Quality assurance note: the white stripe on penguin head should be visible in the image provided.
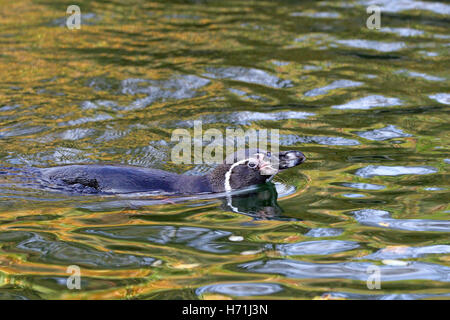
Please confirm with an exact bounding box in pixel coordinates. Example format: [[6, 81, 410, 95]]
[[224, 159, 248, 192], [224, 152, 265, 191]]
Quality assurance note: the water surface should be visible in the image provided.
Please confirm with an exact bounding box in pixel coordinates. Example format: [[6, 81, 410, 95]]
[[0, 0, 449, 300]]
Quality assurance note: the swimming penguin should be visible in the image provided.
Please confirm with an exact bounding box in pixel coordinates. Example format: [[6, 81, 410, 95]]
[[36, 149, 306, 195]]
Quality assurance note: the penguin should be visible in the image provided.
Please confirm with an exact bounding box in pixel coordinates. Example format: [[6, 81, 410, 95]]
[[36, 149, 306, 195]]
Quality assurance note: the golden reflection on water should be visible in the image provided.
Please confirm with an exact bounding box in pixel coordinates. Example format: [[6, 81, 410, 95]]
[[0, 0, 449, 299]]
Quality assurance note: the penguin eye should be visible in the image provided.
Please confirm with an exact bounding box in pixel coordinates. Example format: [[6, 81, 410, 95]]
[[247, 160, 257, 168]]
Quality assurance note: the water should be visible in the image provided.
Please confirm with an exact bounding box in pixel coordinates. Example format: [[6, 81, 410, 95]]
[[0, 0, 449, 300]]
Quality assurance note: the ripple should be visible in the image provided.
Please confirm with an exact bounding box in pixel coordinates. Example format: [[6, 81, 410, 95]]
[[80, 101, 100, 110], [164, 14, 200, 20], [1, 231, 155, 269], [304, 80, 363, 97], [58, 114, 113, 127], [86, 77, 120, 91], [196, 283, 282, 297], [0, 104, 21, 111], [0, 125, 46, 138], [342, 193, 366, 198], [341, 182, 386, 190], [51, 147, 92, 164], [294, 33, 337, 50], [277, 240, 359, 255], [354, 125, 412, 141], [204, 67, 293, 88], [321, 292, 450, 300], [429, 93, 450, 105], [119, 75, 210, 110], [303, 65, 322, 71], [351, 209, 450, 232], [362, 245, 450, 260], [355, 165, 438, 177], [281, 134, 360, 146], [240, 259, 450, 282], [81, 100, 119, 110], [305, 228, 344, 238], [424, 187, 445, 191], [80, 226, 258, 254], [360, 0, 450, 15], [125, 145, 168, 167], [336, 40, 406, 52], [273, 182, 297, 198], [227, 111, 313, 124], [177, 111, 315, 126], [291, 12, 341, 19], [419, 51, 439, 57], [332, 95, 403, 110], [95, 129, 129, 142], [434, 34, 450, 40], [60, 128, 94, 140], [396, 70, 445, 81], [121, 75, 210, 95], [228, 88, 263, 100], [271, 60, 290, 66], [183, 164, 214, 176], [0, 286, 42, 300], [380, 27, 424, 37]]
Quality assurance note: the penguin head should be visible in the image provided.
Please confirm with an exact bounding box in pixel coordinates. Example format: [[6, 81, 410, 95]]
[[209, 149, 306, 192]]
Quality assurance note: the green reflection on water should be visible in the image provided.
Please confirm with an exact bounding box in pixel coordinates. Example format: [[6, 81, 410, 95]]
[[0, 0, 449, 299]]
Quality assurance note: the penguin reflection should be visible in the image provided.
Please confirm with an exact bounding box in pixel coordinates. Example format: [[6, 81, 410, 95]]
[[221, 183, 293, 220]]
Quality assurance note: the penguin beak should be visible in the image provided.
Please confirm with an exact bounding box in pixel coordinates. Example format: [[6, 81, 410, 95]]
[[255, 150, 306, 175]]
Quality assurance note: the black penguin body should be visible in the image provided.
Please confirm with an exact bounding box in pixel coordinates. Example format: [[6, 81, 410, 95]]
[[39, 165, 212, 194], [36, 150, 306, 195]]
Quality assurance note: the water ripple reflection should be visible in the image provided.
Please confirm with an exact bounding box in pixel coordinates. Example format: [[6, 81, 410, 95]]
[[351, 209, 450, 232], [196, 283, 283, 297], [277, 240, 359, 256], [0, 0, 448, 300], [240, 260, 450, 282]]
